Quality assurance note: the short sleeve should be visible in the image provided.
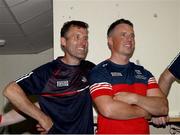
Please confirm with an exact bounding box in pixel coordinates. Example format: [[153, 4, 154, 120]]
[[168, 53, 180, 80], [145, 70, 159, 90], [16, 64, 50, 95], [88, 68, 113, 99]]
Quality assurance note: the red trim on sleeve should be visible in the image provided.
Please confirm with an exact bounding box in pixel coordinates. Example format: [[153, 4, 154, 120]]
[[91, 89, 112, 99], [148, 83, 159, 90]]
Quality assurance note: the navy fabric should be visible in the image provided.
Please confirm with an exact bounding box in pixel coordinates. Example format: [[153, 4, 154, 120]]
[[88, 60, 157, 134], [168, 52, 180, 80], [88, 60, 153, 86], [16, 57, 95, 134]]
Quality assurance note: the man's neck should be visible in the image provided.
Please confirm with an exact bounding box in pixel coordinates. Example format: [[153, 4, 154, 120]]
[[61, 56, 81, 65], [109, 54, 130, 65]]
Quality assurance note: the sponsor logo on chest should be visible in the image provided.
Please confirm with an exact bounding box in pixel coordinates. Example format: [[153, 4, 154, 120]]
[[56, 76, 87, 87], [57, 80, 69, 87], [111, 72, 123, 77]]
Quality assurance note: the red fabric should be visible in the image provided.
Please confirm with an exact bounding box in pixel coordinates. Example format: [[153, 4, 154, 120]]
[[97, 115, 149, 134], [91, 89, 112, 99], [148, 83, 159, 90], [91, 83, 158, 134]]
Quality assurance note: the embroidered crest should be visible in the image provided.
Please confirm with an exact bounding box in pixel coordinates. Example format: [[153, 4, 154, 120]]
[[81, 76, 87, 82]]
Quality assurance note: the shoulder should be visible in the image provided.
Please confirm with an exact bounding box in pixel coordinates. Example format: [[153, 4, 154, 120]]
[[168, 52, 180, 68], [168, 52, 180, 79], [90, 60, 109, 74], [130, 62, 144, 70], [33, 59, 58, 73], [88, 60, 110, 83], [130, 62, 153, 76], [80, 60, 96, 70]]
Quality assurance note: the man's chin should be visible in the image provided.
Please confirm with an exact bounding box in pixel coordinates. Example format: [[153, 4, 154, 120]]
[[78, 54, 87, 60], [78, 56, 87, 60], [125, 50, 134, 58]]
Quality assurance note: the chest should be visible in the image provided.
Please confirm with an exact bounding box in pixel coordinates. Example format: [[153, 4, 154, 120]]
[[112, 83, 147, 96], [106, 67, 148, 96], [43, 67, 89, 93]]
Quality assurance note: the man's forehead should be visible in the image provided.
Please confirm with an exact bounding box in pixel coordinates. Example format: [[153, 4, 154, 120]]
[[67, 26, 88, 34], [113, 24, 134, 33], [69, 25, 87, 30]]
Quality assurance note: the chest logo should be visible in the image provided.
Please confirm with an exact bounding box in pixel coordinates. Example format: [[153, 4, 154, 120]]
[[81, 76, 87, 83], [134, 69, 146, 80], [102, 63, 108, 67], [57, 80, 69, 87], [135, 70, 142, 75], [111, 72, 123, 77]]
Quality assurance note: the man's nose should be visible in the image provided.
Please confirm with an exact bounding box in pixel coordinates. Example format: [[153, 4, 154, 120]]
[[81, 39, 88, 46], [126, 35, 133, 41]]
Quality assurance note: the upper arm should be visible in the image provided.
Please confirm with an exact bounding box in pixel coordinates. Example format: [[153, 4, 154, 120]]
[[93, 95, 123, 119], [159, 69, 176, 86], [145, 69, 166, 97], [158, 69, 176, 96], [93, 95, 114, 116], [93, 94, 147, 120], [146, 88, 165, 97], [3, 81, 25, 96]]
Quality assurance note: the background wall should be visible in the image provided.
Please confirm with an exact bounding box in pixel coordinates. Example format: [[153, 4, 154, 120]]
[[0, 48, 53, 133], [53, 0, 180, 133], [0, 48, 53, 113]]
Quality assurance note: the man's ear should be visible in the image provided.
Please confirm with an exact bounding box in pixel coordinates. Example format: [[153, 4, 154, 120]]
[[107, 37, 112, 49], [61, 37, 66, 47]]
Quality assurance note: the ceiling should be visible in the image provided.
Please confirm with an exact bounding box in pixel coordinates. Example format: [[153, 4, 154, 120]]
[[0, 0, 53, 55]]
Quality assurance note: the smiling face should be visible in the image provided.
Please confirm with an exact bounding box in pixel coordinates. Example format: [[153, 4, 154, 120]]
[[61, 26, 88, 64], [108, 23, 135, 59]]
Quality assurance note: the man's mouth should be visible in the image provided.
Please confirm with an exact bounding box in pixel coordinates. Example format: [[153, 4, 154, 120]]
[[78, 48, 87, 51], [124, 44, 131, 48]]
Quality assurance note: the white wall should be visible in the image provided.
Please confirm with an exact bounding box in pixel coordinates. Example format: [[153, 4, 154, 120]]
[[54, 0, 180, 116], [0, 48, 53, 113], [53, 0, 180, 134]]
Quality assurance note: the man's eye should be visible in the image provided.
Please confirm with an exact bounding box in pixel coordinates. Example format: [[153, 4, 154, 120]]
[[120, 33, 126, 37], [130, 34, 135, 39], [74, 35, 80, 40], [84, 36, 88, 40]]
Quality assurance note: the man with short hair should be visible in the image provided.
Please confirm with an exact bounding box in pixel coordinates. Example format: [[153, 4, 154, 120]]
[[88, 18, 168, 134], [3, 20, 95, 134]]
